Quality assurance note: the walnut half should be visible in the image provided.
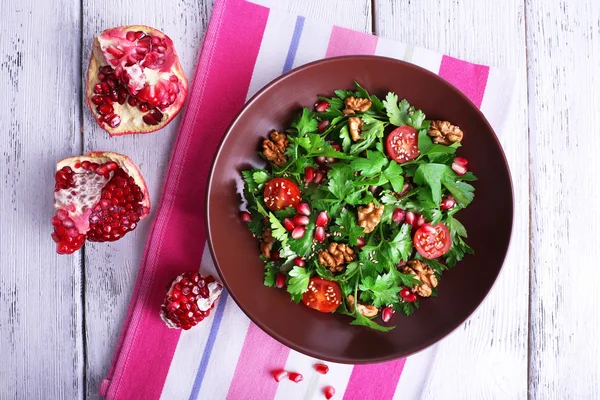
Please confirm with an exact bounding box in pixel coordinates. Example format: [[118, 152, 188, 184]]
[[428, 120, 463, 145], [347, 295, 378, 318], [318, 242, 355, 272], [260, 229, 275, 258], [262, 131, 288, 167], [348, 117, 363, 141], [357, 202, 384, 234], [343, 96, 372, 115], [402, 260, 438, 297]]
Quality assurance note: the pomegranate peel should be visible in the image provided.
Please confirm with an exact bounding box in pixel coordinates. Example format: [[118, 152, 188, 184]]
[[52, 152, 150, 254], [86, 25, 188, 136]]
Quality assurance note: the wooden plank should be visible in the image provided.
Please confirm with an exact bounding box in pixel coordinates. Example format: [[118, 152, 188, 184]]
[[82, 0, 371, 398], [0, 0, 84, 399], [375, 1, 530, 398], [80, 0, 214, 398], [526, 1, 600, 398]]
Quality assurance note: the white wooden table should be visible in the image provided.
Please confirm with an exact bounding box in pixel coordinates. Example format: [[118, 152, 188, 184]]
[[1, 0, 598, 398]]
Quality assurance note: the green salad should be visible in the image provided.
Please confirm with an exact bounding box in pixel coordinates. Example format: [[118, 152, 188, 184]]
[[239, 82, 476, 331]]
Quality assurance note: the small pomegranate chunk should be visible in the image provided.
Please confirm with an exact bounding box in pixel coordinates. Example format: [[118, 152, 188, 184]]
[[160, 272, 223, 330], [314, 363, 329, 374], [452, 157, 469, 175], [239, 211, 252, 223], [272, 369, 288, 382], [315, 211, 329, 227], [382, 306, 395, 323], [314, 226, 325, 242], [313, 170, 325, 184], [392, 208, 406, 223], [293, 215, 310, 226], [86, 25, 188, 136], [318, 120, 330, 133], [275, 273, 286, 289], [52, 152, 150, 254], [294, 257, 305, 267], [283, 217, 295, 232], [304, 167, 315, 183], [440, 195, 456, 210], [356, 236, 366, 249], [324, 385, 336, 399], [400, 287, 417, 303], [292, 225, 306, 239], [315, 100, 329, 113], [296, 202, 311, 216], [288, 372, 304, 383]]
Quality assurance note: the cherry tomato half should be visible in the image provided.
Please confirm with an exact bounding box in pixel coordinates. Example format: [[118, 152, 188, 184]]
[[414, 223, 452, 259], [386, 126, 419, 163], [302, 277, 341, 313], [263, 178, 301, 211]]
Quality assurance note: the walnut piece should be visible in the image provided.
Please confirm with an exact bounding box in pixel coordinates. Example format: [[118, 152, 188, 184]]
[[402, 260, 438, 297], [260, 229, 275, 258], [357, 202, 384, 234], [343, 96, 372, 115], [428, 120, 463, 145], [347, 295, 378, 318], [348, 117, 364, 141], [262, 131, 288, 167], [318, 242, 355, 272]]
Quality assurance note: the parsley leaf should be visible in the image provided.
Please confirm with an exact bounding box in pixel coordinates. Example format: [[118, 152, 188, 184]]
[[291, 108, 318, 137], [287, 267, 312, 303], [390, 224, 413, 262], [350, 312, 395, 332], [264, 262, 279, 287], [350, 150, 388, 177], [349, 116, 385, 155], [268, 212, 289, 246], [339, 125, 352, 152], [413, 163, 449, 204], [331, 209, 364, 246], [327, 164, 355, 200], [253, 170, 270, 184], [382, 161, 404, 192], [418, 129, 456, 156], [383, 93, 410, 126], [359, 271, 401, 308], [442, 177, 475, 207], [289, 220, 315, 257]]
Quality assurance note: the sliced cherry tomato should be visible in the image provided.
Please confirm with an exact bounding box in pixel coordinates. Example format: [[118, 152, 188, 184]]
[[414, 223, 452, 259], [302, 277, 341, 313], [386, 126, 419, 163], [263, 178, 301, 211]]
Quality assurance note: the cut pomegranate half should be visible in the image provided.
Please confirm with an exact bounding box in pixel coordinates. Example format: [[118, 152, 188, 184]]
[[86, 25, 188, 136], [160, 272, 223, 330], [51, 152, 150, 254]]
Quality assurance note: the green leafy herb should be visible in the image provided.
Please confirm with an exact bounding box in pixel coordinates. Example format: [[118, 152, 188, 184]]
[[287, 266, 312, 303]]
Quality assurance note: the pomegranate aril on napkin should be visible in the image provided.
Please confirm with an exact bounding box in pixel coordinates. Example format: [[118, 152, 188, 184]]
[[52, 152, 150, 255], [160, 272, 223, 330], [86, 25, 188, 135]]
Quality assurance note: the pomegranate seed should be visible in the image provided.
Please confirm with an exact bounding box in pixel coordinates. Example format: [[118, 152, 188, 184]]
[[331, 143, 342, 152], [91, 95, 104, 105], [283, 217, 295, 232], [415, 214, 425, 227], [324, 386, 336, 399], [405, 211, 416, 226], [271, 251, 281, 261], [296, 202, 311, 216], [382, 306, 395, 323], [315, 100, 329, 113], [314, 363, 329, 374], [420, 223, 436, 234], [293, 215, 310, 226], [356, 237, 366, 249], [304, 167, 315, 183], [315, 156, 328, 165], [294, 257, 305, 267], [398, 183, 411, 197], [400, 287, 417, 302], [314, 226, 325, 242], [138, 102, 149, 112], [452, 157, 468, 175], [318, 120, 330, 133], [313, 170, 324, 184], [106, 114, 121, 128], [440, 195, 456, 210], [97, 103, 114, 115], [400, 287, 412, 298], [392, 208, 406, 223], [275, 273, 286, 289], [272, 369, 288, 382], [288, 372, 303, 383], [315, 211, 329, 227], [239, 211, 252, 223], [292, 225, 306, 239]]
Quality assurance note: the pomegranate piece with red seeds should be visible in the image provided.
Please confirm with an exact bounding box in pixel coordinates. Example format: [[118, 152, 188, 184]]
[[288, 372, 303, 383], [86, 25, 188, 136], [160, 272, 223, 330], [314, 363, 329, 374], [272, 369, 288, 382], [324, 385, 336, 399], [52, 152, 150, 254]]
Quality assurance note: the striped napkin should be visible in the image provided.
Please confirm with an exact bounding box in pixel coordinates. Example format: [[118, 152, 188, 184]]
[[99, 0, 515, 398]]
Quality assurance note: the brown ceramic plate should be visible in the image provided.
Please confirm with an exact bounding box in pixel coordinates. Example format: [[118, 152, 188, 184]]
[[206, 56, 513, 363]]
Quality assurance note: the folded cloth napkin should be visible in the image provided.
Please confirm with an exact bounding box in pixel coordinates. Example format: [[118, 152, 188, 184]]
[[99, 0, 515, 398]]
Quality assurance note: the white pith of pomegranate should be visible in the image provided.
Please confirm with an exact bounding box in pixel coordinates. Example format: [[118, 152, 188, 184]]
[[86, 25, 188, 136], [52, 152, 150, 254]]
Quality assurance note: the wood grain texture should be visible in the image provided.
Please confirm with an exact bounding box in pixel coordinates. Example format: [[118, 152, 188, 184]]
[[0, 0, 84, 399], [526, 1, 600, 398], [376, 1, 530, 399], [81, 0, 214, 398]]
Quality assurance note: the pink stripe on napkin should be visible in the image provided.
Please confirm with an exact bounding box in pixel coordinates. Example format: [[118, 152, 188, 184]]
[[325, 26, 379, 57], [438, 55, 489, 107], [226, 323, 290, 400], [100, 0, 269, 398], [343, 358, 407, 400]]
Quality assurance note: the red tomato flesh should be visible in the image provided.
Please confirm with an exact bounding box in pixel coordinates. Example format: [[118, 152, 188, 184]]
[[302, 277, 341, 313], [263, 178, 301, 211], [414, 223, 452, 259], [386, 126, 419, 163]]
